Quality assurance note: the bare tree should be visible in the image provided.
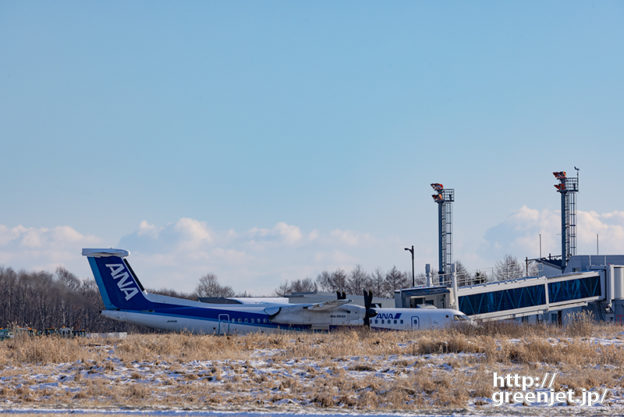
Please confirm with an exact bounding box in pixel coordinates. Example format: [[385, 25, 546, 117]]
[[274, 278, 318, 296], [414, 272, 427, 286], [56, 267, 81, 292], [347, 265, 371, 294], [494, 255, 524, 281], [370, 268, 385, 296], [383, 266, 409, 296], [194, 273, 235, 298], [473, 270, 488, 284], [316, 270, 348, 292], [0, 266, 183, 333]]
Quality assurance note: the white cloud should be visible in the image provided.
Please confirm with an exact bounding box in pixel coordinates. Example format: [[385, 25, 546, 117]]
[[116, 219, 400, 293], [0, 224, 101, 276], [577, 210, 624, 253], [119, 218, 214, 253], [248, 222, 303, 246], [21, 228, 44, 248], [329, 229, 373, 246], [53, 226, 86, 243], [0, 218, 415, 295], [274, 222, 303, 244], [308, 230, 319, 241], [173, 218, 213, 244], [479, 206, 624, 264], [137, 220, 159, 237], [16, 208, 621, 296]]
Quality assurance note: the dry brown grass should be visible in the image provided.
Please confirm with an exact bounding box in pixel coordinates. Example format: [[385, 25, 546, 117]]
[[0, 332, 95, 365], [1, 321, 622, 413]]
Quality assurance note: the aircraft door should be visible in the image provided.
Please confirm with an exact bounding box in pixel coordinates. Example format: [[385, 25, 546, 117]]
[[411, 315, 419, 329], [218, 314, 230, 335]]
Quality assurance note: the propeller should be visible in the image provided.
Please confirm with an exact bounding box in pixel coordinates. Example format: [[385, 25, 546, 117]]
[[362, 289, 377, 327]]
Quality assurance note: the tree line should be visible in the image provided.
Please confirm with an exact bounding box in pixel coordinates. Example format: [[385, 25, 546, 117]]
[[0, 254, 533, 331], [275, 255, 536, 297], [0, 266, 122, 332]]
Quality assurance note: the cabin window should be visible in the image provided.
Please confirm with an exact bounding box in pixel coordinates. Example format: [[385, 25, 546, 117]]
[[400, 320, 404, 324], [381, 319, 385, 324], [394, 320, 397, 324]]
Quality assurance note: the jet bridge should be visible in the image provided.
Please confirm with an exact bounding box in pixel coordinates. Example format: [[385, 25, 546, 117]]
[[455, 271, 601, 321], [395, 267, 615, 321]]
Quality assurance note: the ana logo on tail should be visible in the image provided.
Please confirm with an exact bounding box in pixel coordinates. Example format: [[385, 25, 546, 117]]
[[106, 264, 139, 301]]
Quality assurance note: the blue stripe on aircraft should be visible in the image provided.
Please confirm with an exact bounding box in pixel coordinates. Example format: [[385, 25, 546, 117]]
[[89, 257, 114, 309], [118, 309, 312, 331]]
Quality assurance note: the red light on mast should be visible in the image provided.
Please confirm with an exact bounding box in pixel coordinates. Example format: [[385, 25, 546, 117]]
[[553, 171, 567, 180]]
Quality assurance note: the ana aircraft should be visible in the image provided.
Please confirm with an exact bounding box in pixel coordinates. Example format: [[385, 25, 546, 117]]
[[357, 290, 470, 330], [83, 248, 470, 334], [368, 307, 470, 330], [82, 248, 369, 334]]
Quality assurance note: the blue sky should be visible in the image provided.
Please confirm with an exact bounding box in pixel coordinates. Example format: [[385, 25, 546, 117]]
[[1, 2, 623, 294]]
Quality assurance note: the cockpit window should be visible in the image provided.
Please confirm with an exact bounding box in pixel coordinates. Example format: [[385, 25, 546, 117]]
[[453, 314, 468, 321]]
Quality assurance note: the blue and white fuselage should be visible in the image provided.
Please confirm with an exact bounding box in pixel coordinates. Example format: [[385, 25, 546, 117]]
[[370, 307, 471, 330], [83, 248, 365, 334]]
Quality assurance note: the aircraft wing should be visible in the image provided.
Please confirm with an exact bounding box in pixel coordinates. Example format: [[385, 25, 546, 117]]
[[302, 299, 352, 311], [263, 299, 351, 317]]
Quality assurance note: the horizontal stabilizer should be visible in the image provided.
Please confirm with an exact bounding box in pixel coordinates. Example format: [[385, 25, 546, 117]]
[[82, 248, 130, 258]]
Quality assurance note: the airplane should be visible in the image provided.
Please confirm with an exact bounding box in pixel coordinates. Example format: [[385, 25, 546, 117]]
[[83, 248, 470, 334], [360, 290, 472, 331], [368, 307, 471, 330], [82, 248, 370, 334]]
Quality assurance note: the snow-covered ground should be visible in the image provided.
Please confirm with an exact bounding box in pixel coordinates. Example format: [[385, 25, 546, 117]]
[[1, 332, 622, 416]]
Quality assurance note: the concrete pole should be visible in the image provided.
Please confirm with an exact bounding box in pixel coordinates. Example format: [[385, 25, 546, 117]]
[[451, 263, 458, 310]]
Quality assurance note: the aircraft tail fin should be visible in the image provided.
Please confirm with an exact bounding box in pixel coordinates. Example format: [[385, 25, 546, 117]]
[[82, 249, 153, 310]]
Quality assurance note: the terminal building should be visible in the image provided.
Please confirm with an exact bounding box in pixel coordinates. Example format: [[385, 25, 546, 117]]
[[395, 170, 624, 325]]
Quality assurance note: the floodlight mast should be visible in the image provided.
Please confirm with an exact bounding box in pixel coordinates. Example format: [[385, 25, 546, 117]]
[[431, 183, 454, 285], [553, 169, 579, 271]]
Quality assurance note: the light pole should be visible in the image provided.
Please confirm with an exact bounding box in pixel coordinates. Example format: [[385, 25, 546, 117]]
[[404, 245, 415, 287]]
